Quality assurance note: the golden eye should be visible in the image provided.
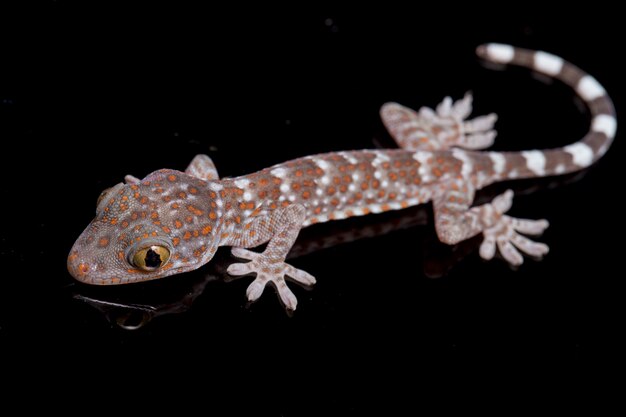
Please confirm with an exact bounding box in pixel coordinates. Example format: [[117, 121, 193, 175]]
[[131, 245, 171, 271]]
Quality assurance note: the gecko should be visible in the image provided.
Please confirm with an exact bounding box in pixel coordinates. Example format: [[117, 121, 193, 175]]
[[68, 44, 616, 310]]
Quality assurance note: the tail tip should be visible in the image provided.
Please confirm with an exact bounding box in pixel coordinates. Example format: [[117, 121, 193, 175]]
[[476, 43, 515, 63]]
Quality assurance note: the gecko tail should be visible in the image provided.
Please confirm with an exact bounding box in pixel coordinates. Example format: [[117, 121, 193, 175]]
[[477, 43, 616, 179]]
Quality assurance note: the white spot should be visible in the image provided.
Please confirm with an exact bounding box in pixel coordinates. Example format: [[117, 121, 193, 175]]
[[592, 114, 617, 138], [522, 150, 546, 176], [314, 159, 331, 171], [340, 196, 347, 203], [348, 184, 357, 192], [565, 143, 594, 167], [270, 167, 288, 178], [509, 169, 519, 179], [243, 192, 253, 201], [317, 214, 329, 223], [389, 202, 402, 210], [280, 183, 290, 193], [208, 182, 223, 191], [555, 164, 566, 174], [216, 199, 223, 208], [369, 204, 383, 214], [315, 188, 323, 196], [381, 180, 389, 188], [534, 51, 563, 76], [333, 211, 347, 220], [278, 196, 286, 202], [406, 197, 421, 206], [399, 187, 407, 195], [452, 149, 472, 178], [374, 171, 382, 179], [486, 43, 514, 63], [339, 152, 358, 165], [577, 75, 606, 101], [288, 195, 296, 202], [352, 173, 360, 181], [372, 151, 391, 166], [234, 178, 250, 189], [489, 152, 506, 174], [321, 176, 331, 185]]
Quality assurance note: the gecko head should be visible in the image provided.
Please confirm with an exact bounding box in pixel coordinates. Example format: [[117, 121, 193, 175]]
[[67, 170, 220, 285]]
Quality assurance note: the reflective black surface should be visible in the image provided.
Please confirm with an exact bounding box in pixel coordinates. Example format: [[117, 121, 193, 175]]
[[0, 4, 622, 411]]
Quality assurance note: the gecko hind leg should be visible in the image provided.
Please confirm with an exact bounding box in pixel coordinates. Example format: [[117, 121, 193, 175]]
[[185, 154, 220, 181], [433, 182, 549, 265], [380, 92, 498, 151]]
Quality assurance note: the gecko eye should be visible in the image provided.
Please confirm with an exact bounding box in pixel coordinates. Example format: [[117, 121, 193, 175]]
[[131, 245, 171, 271]]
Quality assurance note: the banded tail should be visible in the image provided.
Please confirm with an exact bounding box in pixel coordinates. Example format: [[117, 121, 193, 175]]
[[477, 43, 616, 180]]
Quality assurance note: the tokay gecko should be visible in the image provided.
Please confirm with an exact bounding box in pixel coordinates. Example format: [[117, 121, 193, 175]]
[[68, 44, 616, 310]]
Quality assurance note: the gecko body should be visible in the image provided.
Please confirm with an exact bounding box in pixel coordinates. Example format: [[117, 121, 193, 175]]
[[68, 44, 616, 310]]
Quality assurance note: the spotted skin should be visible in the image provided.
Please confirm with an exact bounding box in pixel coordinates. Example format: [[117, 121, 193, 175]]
[[69, 44, 616, 310]]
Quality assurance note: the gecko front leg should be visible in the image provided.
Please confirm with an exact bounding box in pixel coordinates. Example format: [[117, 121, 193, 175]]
[[433, 180, 549, 265], [225, 204, 316, 310]]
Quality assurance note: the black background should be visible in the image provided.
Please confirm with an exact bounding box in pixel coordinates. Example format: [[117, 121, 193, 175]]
[[0, 2, 622, 412]]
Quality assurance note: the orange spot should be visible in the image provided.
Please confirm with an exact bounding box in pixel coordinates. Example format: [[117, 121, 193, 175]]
[[331, 198, 339, 206], [378, 190, 386, 198], [140, 196, 148, 204], [270, 203, 278, 210], [309, 217, 318, 224], [134, 192, 140, 199], [185, 216, 193, 223], [110, 277, 121, 284], [236, 189, 244, 196], [117, 251, 125, 261], [119, 203, 128, 211], [162, 226, 171, 233], [360, 182, 369, 190], [249, 230, 256, 237], [328, 213, 336, 220], [210, 201, 217, 208], [68, 253, 78, 262], [142, 233, 149, 239], [162, 263, 174, 270], [327, 186, 336, 195], [209, 211, 217, 220], [302, 191, 310, 199], [221, 233, 230, 239], [121, 195, 128, 201], [432, 168, 443, 177], [250, 207, 263, 217], [246, 202, 254, 210], [131, 213, 138, 220], [339, 165, 346, 172], [389, 172, 398, 181], [168, 174, 177, 182], [314, 206, 322, 214], [235, 216, 241, 224], [333, 177, 341, 185], [151, 212, 159, 219], [401, 201, 409, 208], [413, 178, 422, 185], [174, 220, 183, 229], [339, 185, 348, 193], [281, 201, 290, 207], [189, 187, 198, 194], [163, 195, 172, 202], [295, 170, 303, 177], [399, 170, 407, 177], [78, 263, 89, 274], [389, 193, 397, 199], [355, 192, 363, 200], [130, 185, 139, 191], [382, 162, 390, 169], [345, 210, 354, 217], [210, 191, 217, 198], [381, 204, 391, 211], [361, 207, 371, 215], [202, 225, 212, 235], [259, 178, 269, 186], [258, 190, 267, 199], [239, 202, 247, 210], [183, 231, 192, 240], [220, 190, 228, 198], [110, 218, 118, 225], [273, 178, 282, 185], [178, 192, 187, 199], [372, 180, 380, 189], [315, 168, 323, 175], [292, 182, 301, 191], [98, 237, 109, 247], [193, 230, 199, 238], [172, 237, 180, 247], [171, 203, 180, 209]]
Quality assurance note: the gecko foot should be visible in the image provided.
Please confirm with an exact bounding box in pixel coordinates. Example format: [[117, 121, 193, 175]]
[[423, 92, 498, 150], [227, 248, 316, 311], [479, 214, 550, 266]]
